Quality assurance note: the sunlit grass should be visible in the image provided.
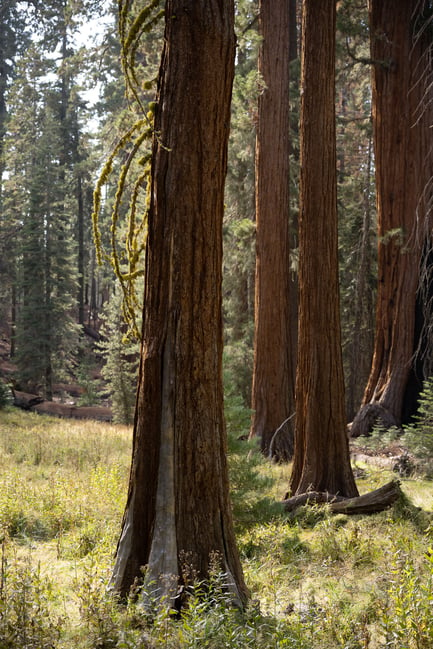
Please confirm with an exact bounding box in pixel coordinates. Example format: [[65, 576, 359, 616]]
[[0, 407, 433, 648]]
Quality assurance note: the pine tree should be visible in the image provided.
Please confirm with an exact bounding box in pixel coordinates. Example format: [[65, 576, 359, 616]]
[[0, 1, 33, 337], [4, 46, 79, 395]]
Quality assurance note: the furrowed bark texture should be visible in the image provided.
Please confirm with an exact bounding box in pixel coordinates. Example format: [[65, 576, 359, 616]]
[[290, 0, 358, 498], [111, 0, 248, 607], [250, 0, 294, 460], [353, 0, 433, 433]]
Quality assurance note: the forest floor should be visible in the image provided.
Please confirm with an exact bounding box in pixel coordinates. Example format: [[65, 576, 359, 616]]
[[0, 407, 432, 648], [0, 326, 113, 420]]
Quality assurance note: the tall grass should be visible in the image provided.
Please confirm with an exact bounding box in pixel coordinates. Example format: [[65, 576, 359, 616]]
[[0, 406, 432, 648]]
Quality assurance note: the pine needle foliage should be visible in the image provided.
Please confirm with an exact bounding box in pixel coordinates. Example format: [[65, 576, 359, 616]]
[[405, 377, 433, 469]]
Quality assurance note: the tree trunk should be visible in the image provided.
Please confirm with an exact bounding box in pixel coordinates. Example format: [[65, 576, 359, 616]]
[[345, 133, 375, 421], [351, 0, 433, 436], [111, 0, 248, 609], [76, 164, 85, 326], [289, 0, 358, 498], [249, 0, 294, 461]]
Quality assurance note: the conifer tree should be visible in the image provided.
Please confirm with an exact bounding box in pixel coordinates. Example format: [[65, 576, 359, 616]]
[[4, 46, 79, 395], [0, 1, 33, 333], [290, 0, 358, 498], [351, 0, 433, 436], [110, 0, 248, 607], [249, 0, 295, 461]]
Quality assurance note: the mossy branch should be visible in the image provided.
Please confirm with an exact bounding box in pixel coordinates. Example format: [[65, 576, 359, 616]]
[[120, 0, 164, 110], [92, 1, 164, 340]]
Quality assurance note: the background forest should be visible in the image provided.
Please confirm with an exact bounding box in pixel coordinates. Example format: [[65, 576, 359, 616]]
[[0, 0, 375, 424]]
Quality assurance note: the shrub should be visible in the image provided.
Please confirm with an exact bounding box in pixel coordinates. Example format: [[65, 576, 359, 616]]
[[378, 540, 433, 648], [404, 377, 433, 467]]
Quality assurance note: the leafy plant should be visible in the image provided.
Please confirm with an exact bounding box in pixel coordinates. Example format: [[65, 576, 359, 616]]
[[0, 540, 63, 648], [379, 541, 433, 648]]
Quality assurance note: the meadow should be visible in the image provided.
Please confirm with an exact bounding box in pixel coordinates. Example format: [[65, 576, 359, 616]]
[[0, 406, 432, 648]]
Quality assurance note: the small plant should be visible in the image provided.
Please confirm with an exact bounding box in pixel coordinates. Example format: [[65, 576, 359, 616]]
[[0, 382, 12, 410], [379, 541, 433, 648], [74, 558, 121, 648], [0, 539, 63, 648], [404, 377, 433, 470], [76, 360, 102, 408]]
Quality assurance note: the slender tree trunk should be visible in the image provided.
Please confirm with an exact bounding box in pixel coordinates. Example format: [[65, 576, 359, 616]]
[[111, 0, 248, 608], [77, 171, 85, 325], [346, 132, 375, 419], [44, 212, 53, 400], [250, 0, 294, 461], [290, 0, 358, 498], [10, 280, 16, 358], [351, 0, 433, 436], [289, 0, 299, 405]]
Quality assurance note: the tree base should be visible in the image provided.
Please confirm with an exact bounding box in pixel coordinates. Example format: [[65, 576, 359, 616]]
[[349, 403, 400, 438], [282, 479, 402, 515]]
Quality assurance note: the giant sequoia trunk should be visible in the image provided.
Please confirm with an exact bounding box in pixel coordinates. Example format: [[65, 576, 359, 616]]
[[111, 0, 248, 608], [249, 0, 295, 461], [351, 0, 433, 437], [290, 0, 358, 498]]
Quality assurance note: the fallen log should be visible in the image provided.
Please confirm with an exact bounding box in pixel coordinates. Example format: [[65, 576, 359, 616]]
[[12, 389, 113, 422], [282, 479, 402, 515], [281, 491, 346, 510], [31, 401, 113, 422], [12, 389, 44, 409], [70, 405, 113, 422]]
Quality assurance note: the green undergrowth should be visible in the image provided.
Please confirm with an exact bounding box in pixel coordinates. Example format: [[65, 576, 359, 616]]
[[0, 407, 433, 648]]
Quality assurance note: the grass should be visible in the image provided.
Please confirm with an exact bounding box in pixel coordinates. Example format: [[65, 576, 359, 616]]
[[0, 407, 432, 648]]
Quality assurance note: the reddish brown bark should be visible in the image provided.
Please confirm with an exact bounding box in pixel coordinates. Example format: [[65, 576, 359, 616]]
[[111, 0, 248, 607], [249, 0, 294, 461], [289, 0, 358, 498], [352, 0, 433, 435]]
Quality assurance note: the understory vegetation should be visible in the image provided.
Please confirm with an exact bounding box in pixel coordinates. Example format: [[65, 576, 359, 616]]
[[0, 405, 432, 648]]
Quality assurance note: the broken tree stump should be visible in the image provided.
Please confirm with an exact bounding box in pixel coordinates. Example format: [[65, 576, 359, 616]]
[[282, 479, 402, 515]]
